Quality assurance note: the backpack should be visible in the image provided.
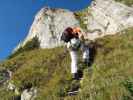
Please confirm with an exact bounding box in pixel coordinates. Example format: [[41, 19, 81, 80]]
[[70, 38, 81, 50], [61, 27, 74, 43], [61, 32, 72, 42]]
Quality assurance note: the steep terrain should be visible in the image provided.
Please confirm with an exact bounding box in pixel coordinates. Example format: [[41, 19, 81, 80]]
[[0, 28, 133, 100], [77, 0, 133, 39], [15, 0, 133, 50], [16, 8, 80, 50], [0, 0, 133, 100]]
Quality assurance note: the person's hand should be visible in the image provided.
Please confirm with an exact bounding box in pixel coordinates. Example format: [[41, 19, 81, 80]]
[[67, 42, 71, 49]]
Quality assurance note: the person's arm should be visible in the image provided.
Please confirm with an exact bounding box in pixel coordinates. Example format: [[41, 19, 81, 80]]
[[78, 32, 87, 42], [67, 42, 71, 49]]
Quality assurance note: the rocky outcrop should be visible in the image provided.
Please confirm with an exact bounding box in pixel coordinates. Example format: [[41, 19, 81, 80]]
[[84, 0, 133, 39], [7, 82, 37, 100], [16, 0, 133, 49], [0, 70, 12, 85], [21, 7, 79, 49], [21, 88, 37, 100]]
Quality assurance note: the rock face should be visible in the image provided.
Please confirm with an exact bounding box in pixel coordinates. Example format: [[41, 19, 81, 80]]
[[84, 0, 133, 39], [0, 70, 11, 85], [21, 88, 37, 100], [17, 0, 133, 49], [22, 7, 79, 48]]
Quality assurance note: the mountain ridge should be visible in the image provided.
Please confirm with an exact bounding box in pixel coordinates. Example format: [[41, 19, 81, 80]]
[[0, 28, 133, 100], [15, 0, 133, 51], [0, 0, 133, 100]]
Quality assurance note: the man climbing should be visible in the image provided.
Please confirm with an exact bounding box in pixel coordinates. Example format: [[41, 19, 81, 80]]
[[61, 27, 90, 80]]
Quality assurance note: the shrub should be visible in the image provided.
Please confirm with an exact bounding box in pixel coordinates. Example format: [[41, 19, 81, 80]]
[[8, 36, 40, 59], [1, 28, 133, 100]]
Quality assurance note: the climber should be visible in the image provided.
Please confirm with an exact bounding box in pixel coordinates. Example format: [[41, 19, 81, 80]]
[[61, 27, 90, 80]]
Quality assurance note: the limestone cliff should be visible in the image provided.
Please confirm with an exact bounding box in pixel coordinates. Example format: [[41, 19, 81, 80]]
[[22, 7, 79, 48], [80, 0, 133, 39], [17, 0, 133, 49]]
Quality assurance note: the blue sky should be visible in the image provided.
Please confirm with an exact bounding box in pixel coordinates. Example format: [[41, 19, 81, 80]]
[[0, 0, 92, 61]]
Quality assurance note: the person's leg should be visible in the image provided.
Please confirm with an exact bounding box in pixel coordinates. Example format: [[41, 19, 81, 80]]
[[70, 50, 79, 79], [82, 44, 90, 66]]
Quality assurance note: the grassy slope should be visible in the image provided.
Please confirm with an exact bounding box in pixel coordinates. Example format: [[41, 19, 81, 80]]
[[115, 0, 133, 6], [77, 28, 133, 100], [0, 47, 73, 99], [0, 28, 133, 100]]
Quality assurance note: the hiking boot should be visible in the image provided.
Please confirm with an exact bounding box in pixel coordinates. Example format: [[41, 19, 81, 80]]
[[67, 80, 80, 96], [77, 70, 83, 79], [72, 73, 79, 80]]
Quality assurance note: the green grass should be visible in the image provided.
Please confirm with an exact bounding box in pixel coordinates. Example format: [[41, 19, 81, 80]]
[[0, 47, 74, 99], [115, 0, 133, 6], [0, 28, 133, 100], [72, 28, 133, 100], [0, 87, 15, 100]]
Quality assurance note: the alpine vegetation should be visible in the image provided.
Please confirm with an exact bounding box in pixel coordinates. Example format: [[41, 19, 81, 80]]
[[0, 0, 133, 100]]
